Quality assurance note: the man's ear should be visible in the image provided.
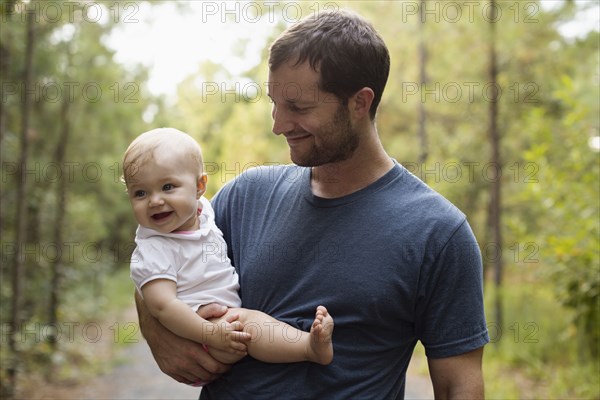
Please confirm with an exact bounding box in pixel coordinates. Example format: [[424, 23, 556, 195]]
[[349, 87, 375, 120], [197, 174, 208, 198]]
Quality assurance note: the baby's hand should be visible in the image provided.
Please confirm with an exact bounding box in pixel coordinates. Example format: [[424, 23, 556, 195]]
[[208, 321, 251, 354], [226, 320, 253, 344]]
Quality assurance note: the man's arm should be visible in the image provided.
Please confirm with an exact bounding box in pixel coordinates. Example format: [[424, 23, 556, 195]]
[[135, 291, 232, 385], [427, 347, 485, 400]]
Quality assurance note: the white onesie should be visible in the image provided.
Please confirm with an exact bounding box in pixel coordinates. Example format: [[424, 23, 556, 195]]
[[130, 197, 241, 311]]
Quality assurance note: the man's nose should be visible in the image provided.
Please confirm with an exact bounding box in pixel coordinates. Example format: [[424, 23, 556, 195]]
[[271, 106, 294, 135]]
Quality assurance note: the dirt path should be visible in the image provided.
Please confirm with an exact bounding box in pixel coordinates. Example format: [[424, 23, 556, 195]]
[[20, 340, 434, 399], [81, 342, 202, 400], [18, 306, 433, 399], [63, 344, 432, 399], [83, 341, 434, 399]]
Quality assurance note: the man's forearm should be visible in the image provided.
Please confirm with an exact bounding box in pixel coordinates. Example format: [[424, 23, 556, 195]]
[[135, 290, 163, 341]]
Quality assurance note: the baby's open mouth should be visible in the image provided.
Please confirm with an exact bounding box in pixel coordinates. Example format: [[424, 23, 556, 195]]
[[151, 211, 172, 221]]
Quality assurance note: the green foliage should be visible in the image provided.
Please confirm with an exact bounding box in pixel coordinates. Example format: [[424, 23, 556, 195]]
[[520, 66, 600, 359], [0, 268, 137, 395], [0, 1, 158, 393], [482, 273, 600, 398]]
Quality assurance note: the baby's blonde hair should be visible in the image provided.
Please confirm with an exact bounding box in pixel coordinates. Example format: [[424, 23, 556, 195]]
[[122, 127, 203, 186]]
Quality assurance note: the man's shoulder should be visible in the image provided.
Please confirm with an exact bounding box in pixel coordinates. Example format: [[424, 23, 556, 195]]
[[391, 165, 465, 219], [219, 163, 305, 193]]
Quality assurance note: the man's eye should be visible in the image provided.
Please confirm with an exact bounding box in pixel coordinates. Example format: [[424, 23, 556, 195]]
[[163, 183, 174, 191], [134, 190, 145, 198]]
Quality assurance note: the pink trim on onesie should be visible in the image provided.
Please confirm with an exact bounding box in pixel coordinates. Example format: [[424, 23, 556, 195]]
[[174, 207, 202, 235]]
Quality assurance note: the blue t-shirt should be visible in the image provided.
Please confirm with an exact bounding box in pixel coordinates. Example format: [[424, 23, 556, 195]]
[[202, 162, 489, 399]]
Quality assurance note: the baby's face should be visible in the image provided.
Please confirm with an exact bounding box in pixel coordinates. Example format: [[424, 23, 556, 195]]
[[126, 151, 202, 233]]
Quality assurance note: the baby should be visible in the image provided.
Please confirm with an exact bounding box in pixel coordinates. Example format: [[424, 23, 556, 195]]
[[123, 127, 334, 375]]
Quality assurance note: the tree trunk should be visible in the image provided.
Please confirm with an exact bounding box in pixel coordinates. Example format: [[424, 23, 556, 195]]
[[9, 4, 35, 393], [0, 0, 17, 263], [418, 0, 428, 167], [47, 85, 71, 352], [0, 0, 17, 138], [487, 0, 503, 330]]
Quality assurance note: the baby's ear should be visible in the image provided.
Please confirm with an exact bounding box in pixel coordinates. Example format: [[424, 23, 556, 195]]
[[197, 174, 208, 198]]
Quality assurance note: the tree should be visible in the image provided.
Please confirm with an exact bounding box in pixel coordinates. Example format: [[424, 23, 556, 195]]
[[47, 43, 73, 351], [487, 0, 504, 330], [418, 0, 429, 165], [7, 2, 35, 394]]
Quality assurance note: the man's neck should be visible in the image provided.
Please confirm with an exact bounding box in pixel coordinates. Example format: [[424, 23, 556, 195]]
[[310, 138, 394, 199]]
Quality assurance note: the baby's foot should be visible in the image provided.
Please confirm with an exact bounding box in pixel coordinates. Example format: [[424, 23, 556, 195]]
[[308, 305, 334, 365]]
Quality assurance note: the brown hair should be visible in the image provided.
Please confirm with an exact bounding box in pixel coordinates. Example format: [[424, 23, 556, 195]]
[[269, 9, 390, 120]]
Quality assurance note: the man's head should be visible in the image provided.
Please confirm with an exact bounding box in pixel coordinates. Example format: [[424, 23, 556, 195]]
[[269, 9, 390, 120]]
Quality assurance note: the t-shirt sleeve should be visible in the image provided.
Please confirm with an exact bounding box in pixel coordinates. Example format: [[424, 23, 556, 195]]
[[130, 237, 178, 292], [211, 181, 236, 266], [415, 220, 490, 358]]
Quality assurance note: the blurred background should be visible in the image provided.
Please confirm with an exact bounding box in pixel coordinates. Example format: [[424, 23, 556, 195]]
[[1, 0, 598, 398]]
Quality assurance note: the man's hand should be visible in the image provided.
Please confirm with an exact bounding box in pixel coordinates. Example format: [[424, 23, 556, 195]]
[[135, 292, 231, 385]]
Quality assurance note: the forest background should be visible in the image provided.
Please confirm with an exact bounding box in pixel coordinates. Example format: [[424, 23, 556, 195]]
[[0, 0, 598, 398]]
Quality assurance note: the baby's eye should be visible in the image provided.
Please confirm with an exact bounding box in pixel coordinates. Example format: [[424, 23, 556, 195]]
[[162, 183, 175, 191], [134, 190, 146, 198]]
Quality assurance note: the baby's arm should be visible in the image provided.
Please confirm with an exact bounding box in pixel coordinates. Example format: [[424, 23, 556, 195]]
[[141, 279, 250, 356]]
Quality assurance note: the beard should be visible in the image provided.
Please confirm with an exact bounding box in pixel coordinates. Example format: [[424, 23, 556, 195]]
[[291, 105, 361, 167]]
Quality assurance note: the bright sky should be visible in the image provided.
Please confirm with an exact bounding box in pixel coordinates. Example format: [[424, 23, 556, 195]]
[[104, 1, 599, 98], [104, 1, 280, 97]]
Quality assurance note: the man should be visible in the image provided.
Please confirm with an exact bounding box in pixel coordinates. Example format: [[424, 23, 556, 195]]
[[136, 9, 489, 399]]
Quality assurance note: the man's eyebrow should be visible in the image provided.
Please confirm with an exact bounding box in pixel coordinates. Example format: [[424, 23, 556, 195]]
[[266, 93, 316, 106], [288, 99, 317, 106]]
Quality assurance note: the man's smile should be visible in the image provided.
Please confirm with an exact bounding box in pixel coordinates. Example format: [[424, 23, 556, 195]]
[[285, 133, 312, 146]]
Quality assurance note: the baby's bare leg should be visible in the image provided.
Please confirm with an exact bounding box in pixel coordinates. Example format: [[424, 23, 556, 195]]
[[233, 306, 334, 365]]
